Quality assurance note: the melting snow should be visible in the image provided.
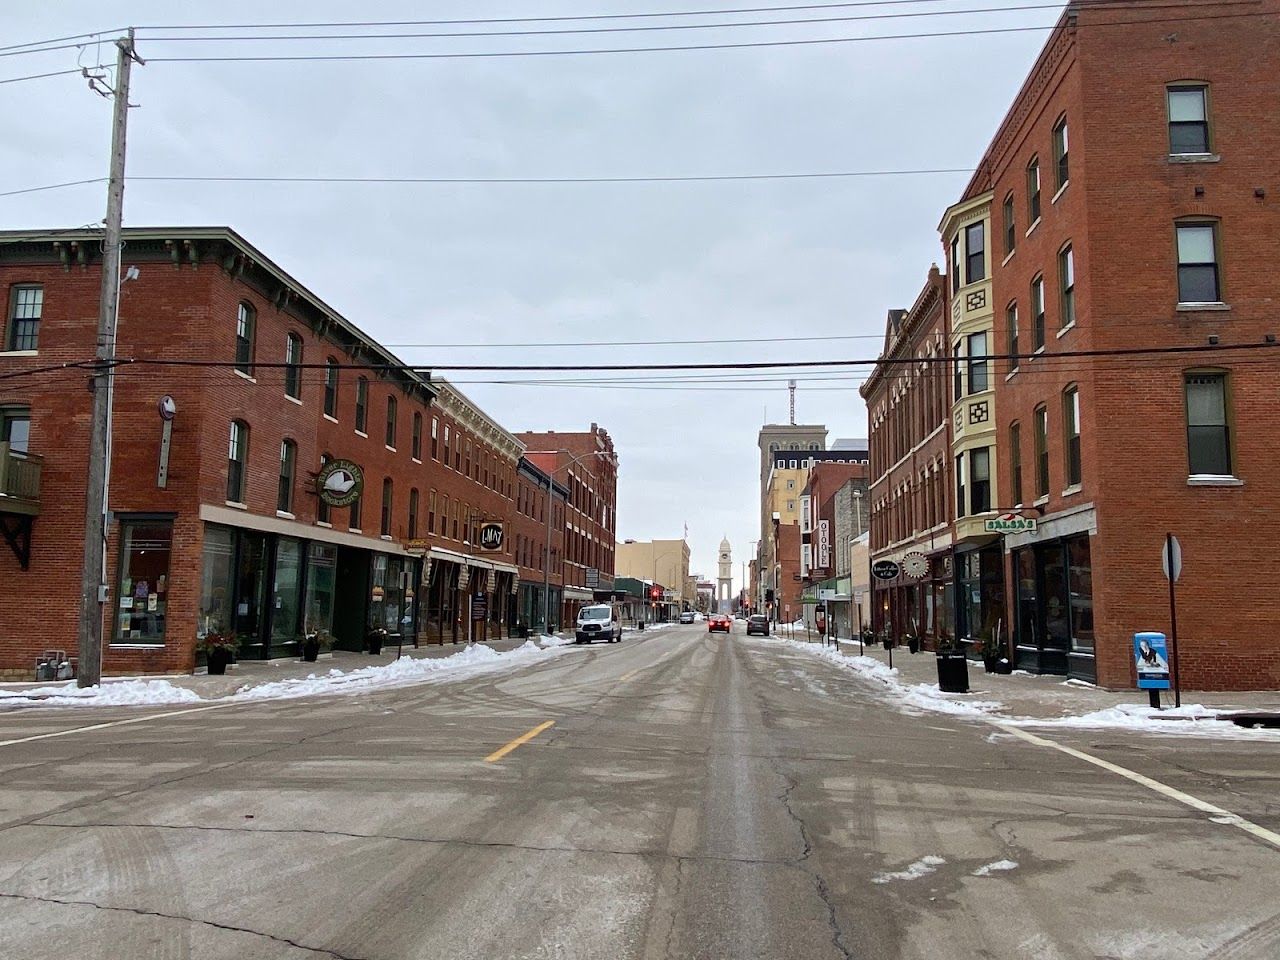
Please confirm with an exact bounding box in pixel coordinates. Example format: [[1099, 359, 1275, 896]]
[[972, 859, 1019, 876], [872, 855, 946, 884]]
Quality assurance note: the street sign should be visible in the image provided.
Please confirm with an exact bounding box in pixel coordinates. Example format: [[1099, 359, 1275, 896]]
[[819, 588, 836, 601], [585, 567, 600, 589], [871, 559, 900, 581], [1161, 535, 1182, 582], [984, 514, 1037, 534], [472, 593, 488, 621]]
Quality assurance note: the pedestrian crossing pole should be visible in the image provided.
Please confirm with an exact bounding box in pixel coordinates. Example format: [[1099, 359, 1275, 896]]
[[77, 31, 143, 688]]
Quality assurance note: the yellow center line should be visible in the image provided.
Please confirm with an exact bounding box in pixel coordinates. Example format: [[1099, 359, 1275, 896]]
[[484, 719, 556, 763], [618, 669, 639, 683]]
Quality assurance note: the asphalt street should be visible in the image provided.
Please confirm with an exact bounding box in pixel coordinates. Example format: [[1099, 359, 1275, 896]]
[[1, 623, 1277, 959]]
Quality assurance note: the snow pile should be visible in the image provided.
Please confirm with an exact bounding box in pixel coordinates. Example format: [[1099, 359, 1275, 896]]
[[538, 633, 575, 648], [872, 855, 946, 884], [972, 859, 1019, 877], [1014, 702, 1228, 731], [0, 678, 203, 708], [761, 637, 1003, 719], [233, 640, 552, 701]]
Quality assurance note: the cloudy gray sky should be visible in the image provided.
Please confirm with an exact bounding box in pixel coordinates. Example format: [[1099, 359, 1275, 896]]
[[3, 1, 1053, 582]]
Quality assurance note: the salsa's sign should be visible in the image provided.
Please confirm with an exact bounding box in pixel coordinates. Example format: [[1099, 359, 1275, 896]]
[[317, 459, 364, 507], [478, 521, 505, 552], [984, 514, 1037, 534]]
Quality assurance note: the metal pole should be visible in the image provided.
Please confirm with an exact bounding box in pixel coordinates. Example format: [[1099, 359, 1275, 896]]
[[1167, 532, 1181, 709], [542, 474, 552, 635], [78, 32, 140, 688]]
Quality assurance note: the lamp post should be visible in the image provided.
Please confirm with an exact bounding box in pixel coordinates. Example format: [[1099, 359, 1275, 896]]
[[541, 450, 608, 634]]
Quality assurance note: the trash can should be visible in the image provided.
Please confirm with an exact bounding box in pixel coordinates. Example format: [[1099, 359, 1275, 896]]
[[518, 624, 530, 639], [935, 652, 969, 693]]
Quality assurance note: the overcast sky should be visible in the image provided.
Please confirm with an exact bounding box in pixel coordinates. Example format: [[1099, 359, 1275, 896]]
[[3, 1, 1052, 583]]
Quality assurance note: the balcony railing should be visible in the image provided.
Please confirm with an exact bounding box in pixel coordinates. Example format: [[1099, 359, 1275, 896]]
[[0, 441, 41, 515]]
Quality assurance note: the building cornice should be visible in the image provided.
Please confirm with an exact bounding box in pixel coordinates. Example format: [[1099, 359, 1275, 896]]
[[435, 378, 525, 461]]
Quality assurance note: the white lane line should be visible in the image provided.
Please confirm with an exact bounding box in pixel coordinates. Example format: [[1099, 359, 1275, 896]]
[[0, 702, 242, 748], [996, 722, 1280, 851]]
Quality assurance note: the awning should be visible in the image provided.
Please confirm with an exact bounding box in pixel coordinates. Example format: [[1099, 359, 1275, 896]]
[[564, 586, 594, 600], [428, 546, 515, 575]]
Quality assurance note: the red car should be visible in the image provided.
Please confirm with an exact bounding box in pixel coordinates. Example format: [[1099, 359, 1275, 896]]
[[708, 614, 731, 634]]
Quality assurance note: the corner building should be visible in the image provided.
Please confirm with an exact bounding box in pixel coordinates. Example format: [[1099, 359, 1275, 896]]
[[0, 226, 607, 676], [947, 1, 1280, 688]]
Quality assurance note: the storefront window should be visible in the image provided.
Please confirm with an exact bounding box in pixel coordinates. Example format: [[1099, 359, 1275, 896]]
[[234, 531, 268, 658], [199, 526, 236, 636], [1041, 545, 1071, 651], [1067, 536, 1094, 651], [305, 543, 337, 636], [1015, 548, 1038, 650], [371, 554, 409, 634], [270, 537, 304, 655], [113, 520, 173, 644]]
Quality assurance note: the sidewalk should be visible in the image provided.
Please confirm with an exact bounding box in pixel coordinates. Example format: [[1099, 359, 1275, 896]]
[[0, 634, 552, 704], [770, 625, 1280, 722]]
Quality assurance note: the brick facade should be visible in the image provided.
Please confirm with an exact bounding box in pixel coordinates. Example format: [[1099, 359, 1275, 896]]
[[0, 227, 601, 677]]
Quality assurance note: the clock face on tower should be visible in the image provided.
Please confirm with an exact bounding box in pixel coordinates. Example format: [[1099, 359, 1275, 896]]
[[720, 553, 729, 561]]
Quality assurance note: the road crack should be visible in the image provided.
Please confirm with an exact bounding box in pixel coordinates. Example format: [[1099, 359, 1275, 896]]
[[0, 891, 370, 959]]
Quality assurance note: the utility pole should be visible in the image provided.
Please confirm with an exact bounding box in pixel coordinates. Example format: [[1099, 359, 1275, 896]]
[[78, 31, 142, 688]]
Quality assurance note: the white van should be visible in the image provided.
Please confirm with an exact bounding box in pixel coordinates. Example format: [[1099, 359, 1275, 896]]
[[575, 604, 621, 644]]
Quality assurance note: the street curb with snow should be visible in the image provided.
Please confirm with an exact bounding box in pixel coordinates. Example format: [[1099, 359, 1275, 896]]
[[758, 636, 1280, 740]]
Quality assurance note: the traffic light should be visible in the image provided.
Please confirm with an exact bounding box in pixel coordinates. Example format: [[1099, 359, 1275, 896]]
[[648, 585, 661, 601]]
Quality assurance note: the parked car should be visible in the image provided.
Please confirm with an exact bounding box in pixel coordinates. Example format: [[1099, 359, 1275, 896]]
[[707, 614, 731, 634], [746, 614, 770, 637], [575, 604, 621, 644], [679, 611, 696, 624]]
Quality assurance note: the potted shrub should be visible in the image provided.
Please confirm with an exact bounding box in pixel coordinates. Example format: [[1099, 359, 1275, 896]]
[[197, 632, 238, 676], [905, 634, 921, 655], [301, 630, 333, 663], [979, 633, 1003, 673], [366, 627, 388, 655]]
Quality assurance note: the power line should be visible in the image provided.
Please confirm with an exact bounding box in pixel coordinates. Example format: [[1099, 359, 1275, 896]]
[[0, 27, 127, 55], [137, 4, 1072, 45], [0, 178, 107, 198], [146, 8, 1271, 63], [132, 0, 1033, 31], [0, 66, 98, 86]]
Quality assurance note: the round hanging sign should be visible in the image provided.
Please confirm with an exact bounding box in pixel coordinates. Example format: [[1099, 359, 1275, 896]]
[[317, 458, 364, 507], [902, 552, 929, 579]]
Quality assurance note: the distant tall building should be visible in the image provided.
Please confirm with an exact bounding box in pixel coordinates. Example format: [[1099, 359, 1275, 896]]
[[717, 537, 733, 613]]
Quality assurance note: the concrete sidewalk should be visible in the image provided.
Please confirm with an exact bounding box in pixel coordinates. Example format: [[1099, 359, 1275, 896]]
[[772, 625, 1280, 721], [1, 634, 549, 701]]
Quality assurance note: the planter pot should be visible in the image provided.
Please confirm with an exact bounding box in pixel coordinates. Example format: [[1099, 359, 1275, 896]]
[[302, 641, 320, 663], [907, 638, 920, 655], [207, 647, 231, 676], [983, 656, 998, 674], [935, 652, 969, 693], [367, 635, 384, 655], [993, 658, 1014, 675], [882, 638, 892, 650]]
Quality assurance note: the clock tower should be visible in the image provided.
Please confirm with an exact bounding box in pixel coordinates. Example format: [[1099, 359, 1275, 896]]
[[717, 537, 733, 613]]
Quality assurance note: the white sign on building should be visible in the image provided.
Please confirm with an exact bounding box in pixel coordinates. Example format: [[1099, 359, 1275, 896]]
[[817, 519, 831, 570]]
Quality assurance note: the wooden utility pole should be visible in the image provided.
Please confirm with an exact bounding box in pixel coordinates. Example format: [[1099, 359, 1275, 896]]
[[78, 31, 142, 688]]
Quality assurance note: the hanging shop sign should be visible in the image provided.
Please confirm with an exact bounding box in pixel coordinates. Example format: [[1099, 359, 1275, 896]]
[[317, 459, 364, 507], [871, 559, 901, 581], [403, 538, 430, 557], [902, 552, 929, 580], [984, 513, 1037, 534], [478, 521, 505, 552], [817, 520, 831, 569]]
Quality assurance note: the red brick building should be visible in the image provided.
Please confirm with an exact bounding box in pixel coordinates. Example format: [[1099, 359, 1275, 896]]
[[0, 226, 599, 677], [517, 426, 618, 629], [865, 1, 1280, 689], [863, 268, 956, 649]]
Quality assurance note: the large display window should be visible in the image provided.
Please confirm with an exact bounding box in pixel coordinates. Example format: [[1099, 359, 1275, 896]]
[[112, 519, 174, 645]]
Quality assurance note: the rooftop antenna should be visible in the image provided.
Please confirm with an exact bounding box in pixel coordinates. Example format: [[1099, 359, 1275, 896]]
[[788, 379, 796, 425]]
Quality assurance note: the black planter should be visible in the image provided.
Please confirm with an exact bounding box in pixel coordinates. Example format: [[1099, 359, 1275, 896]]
[[993, 658, 1014, 675], [935, 653, 969, 693], [302, 641, 320, 663], [367, 634, 384, 655], [907, 638, 920, 655], [983, 656, 998, 674], [882, 638, 892, 650], [207, 647, 231, 676]]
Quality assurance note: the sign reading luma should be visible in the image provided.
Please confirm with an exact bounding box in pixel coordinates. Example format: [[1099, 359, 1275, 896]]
[[984, 513, 1037, 534], [478, 521, 505, 552]]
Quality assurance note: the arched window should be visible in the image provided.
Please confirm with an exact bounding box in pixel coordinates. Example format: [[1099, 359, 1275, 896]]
[[227, 420, 249, 502], [235, 303, 256, 374], [284, 333, 303, 399], [323, 358, 339, 417], [355, 377, 368, 433], [408, 488, 419, 539], [385, 394, 397, 448], [277, 439, 297, 513], [1027, 156, 1041, 224], [412, 411, 423, 460], [380, 478, 393, 537], [1063, 385, 1082, 486]]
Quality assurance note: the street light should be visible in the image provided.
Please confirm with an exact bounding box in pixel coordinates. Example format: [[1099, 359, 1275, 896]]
[[541, 450, 609, 634]]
